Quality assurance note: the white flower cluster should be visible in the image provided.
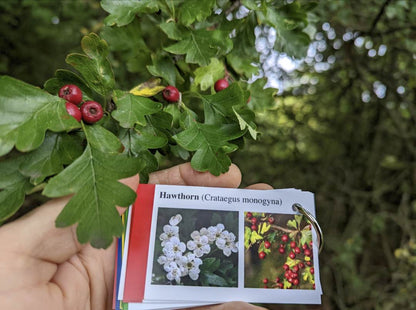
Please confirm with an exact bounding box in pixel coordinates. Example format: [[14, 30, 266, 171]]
[[157, 214, 238, 284]]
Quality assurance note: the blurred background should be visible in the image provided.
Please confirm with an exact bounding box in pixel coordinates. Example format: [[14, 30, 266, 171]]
[[1, 0, 415, 309]]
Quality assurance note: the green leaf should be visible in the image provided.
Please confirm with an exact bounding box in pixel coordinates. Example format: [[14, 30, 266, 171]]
[[101, 19, 149, 52], [178, 0, 216, 26], [287, 219, 298, 229], [201, 83, 246, 124], [260, 222, 271, 234], [301, 228, 312, 245], [226, 17, 259, 77], [0, 158, 32, 222], [247, 78, 278, 111], [0, 76, 80, 156], [174, 122, 244, 176], [43, 69, 95, 100], [201, 257, 221, 273], [111, 90, 163, 128], [244, 226, 252, 248], [43, 145, 144, 248], [193, 58, 225, 91], [132, 125, 168, 149], [101, 0, 160, 26], [202, 272, 228, 287], [159, 22, 187, 41], [250, 230, 263, 244], [66, 33, 115, 97], [19, 132, 83, 185], [257, 7, 310, 58], [83, 123, 124, 154], [147, 54, 184, 86], [233, 107, 258, 139], [118, 128, 160, 183], [164, 28, 233, 66]]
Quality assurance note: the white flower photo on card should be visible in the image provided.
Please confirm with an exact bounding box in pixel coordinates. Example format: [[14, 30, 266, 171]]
[[151, 208, 239, 287]]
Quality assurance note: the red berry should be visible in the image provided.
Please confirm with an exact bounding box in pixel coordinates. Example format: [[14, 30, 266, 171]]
[[268, 216, 275, 224], [275, 277, 281, 283], [246, 212, 253, 219], [264, 241, 271, 249], [299, 262, 305, 269], [295, 247, 301, 254], [258, 251, 266, 259], [80, 101, 103, 123], [310, 267, 314, 274], [293, 278, 299, 286], [277, 283, 284, 289], [278, 247, 285, 254], [262, 278, 268, 284], [289, 252, 296, 259], [59, 84, 83, 105], [251, 224, 258, 231], [251, 217, 257, 224], [214, 78, 229, 92], [65, 102, 81, 122], [304, 249, 312, 257], [283, 264, 289, 270], [163, 85, 180, 102], [302, 243, 308, 250], [281, 234, 288, 242], [290, 241, 296, 248], [306, 261, 312, 266], [292, 265, 299, 273]]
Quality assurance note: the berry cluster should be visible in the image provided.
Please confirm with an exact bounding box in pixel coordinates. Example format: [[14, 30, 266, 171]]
[[266, 236, 314, 289], [246, 212, 276, 260], [244, 212, 315, 289], [59, 84, 103, 123]]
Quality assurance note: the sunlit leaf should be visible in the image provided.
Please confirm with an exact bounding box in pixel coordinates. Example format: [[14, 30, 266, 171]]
[[0, 76, 79, 156]]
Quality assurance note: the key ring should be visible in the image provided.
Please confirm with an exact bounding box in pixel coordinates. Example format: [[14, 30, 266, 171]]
[[292, 203, 324, 253]]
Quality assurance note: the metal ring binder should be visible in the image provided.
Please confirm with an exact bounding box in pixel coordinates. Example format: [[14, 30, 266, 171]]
[[292, 203, 324, 253]]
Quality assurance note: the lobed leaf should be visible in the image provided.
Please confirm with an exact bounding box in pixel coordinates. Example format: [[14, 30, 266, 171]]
[[66, 33, 115, 97], [193, 58, 225, 91], [0, 158, 32, 222], [164, 28, 233, 66], [178, 0, 216, 26], [147, 56, 184, 87], [101, 0, 160, 27], [19, 132, 83, 185], [201, 83, 246, 124], [174, 122, 245, 176], [43, 145, 144, 248], [112, 90, 163, 128], [247, 78, 278, 111], [0, 76, 80, 156]]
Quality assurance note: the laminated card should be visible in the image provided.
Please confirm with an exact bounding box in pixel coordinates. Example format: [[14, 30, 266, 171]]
[[118, 184, 323, 308]]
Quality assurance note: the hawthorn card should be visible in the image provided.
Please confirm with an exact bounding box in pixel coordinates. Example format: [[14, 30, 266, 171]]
[[120, 184, 323, 306]]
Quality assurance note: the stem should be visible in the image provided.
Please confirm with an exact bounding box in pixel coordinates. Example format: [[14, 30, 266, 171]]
[[26, 183, 46, 195]]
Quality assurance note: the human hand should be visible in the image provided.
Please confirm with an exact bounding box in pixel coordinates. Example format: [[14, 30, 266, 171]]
[[0, 162, 271, 310]]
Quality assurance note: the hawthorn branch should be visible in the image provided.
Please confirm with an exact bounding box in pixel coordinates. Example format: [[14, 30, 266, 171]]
[[225, 0, 241, 16], [368, 0, 392, 35]]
